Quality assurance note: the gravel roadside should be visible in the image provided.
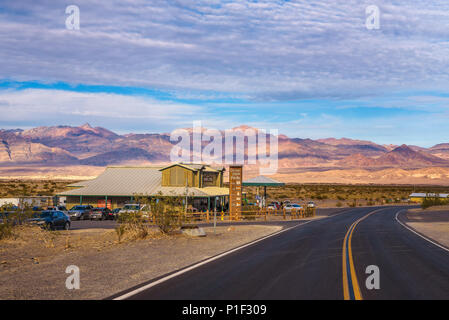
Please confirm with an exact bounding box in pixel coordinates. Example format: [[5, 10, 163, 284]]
[[0, 225, 281, 299], [401, 208, 449, 249]]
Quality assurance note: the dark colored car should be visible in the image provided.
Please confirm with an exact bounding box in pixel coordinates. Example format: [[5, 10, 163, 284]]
[[111, 208, 121, 220], [28, 210, 71, 230], [0, 211, 11, 224], [68, 205, 93, 220], [90, 207, 114, 220]]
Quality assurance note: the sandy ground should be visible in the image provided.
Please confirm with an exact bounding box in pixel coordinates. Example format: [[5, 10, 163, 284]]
[[402, 208, 449, 249], [3, 164, 449, 185], [271, 167, 449, 185], [0, 224, 280, 300]]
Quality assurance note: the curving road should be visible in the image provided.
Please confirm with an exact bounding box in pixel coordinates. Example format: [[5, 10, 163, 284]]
[[110, 206, 449, 300]]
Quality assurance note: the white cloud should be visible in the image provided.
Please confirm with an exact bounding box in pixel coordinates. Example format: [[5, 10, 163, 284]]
[[0, 89, 204, 124], [1, 1, 449, 99]]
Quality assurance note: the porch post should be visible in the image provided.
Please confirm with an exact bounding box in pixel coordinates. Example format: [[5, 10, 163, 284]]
[[264, 186, 267, 207]]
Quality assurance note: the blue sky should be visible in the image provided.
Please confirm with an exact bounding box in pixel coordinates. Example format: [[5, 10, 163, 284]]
[[1, 1, 449, 147]]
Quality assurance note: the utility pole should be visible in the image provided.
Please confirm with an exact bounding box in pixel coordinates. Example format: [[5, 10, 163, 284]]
[[185, 176, 188, 214]]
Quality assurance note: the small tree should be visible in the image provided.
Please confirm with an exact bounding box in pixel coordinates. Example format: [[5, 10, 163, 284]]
[[134, 193, 185, 234], [421, 196, 447, 209]]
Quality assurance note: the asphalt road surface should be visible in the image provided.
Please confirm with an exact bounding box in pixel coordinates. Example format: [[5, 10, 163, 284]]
[[111, 206, 449, 300]]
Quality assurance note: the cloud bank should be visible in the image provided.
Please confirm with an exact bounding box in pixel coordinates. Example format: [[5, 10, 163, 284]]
[[1, 1, 449, 99]]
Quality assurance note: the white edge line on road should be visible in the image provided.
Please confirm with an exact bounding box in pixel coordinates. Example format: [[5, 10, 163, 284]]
[[113, 209, 353, 300], [395, 209, 449, 253]]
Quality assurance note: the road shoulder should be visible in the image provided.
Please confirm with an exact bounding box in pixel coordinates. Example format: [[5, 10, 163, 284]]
[[0, 224, 281, 300], [398, 208, 449, 250]]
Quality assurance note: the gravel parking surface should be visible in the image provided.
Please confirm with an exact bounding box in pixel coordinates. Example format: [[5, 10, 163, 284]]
[[68, 207, 344, 230]]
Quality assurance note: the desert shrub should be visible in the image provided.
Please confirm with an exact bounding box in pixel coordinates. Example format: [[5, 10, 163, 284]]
[[115, 224, 126, 243], [336, 201, 343, 207], [151, 196, 185, 234], [421, 197, 448, 209], [132, 193, 185, 234], [115, 209, 152, 241], [314, 194, 328, 200], [0, 223, 14, 240], [0, 204, 32, 240]]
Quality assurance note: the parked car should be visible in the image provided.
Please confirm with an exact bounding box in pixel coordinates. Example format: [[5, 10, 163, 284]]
[[307, 201, 316, 208], [119, 204, 140, 213], [0, 211, 12, 224], [1, 205, 19, 211], [111, 208, 122, 219], [118, 204, 148, 214], [68, 205, 93, 220], [47, 206, 68, 215], [28, 210, 71, 230], [119, 204, 151, 220], [267, 202, 280, 210], [90, 207, 114, 220], [284, 203, 303, 211]]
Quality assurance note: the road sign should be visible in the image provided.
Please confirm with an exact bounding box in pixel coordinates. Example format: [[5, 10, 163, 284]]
[[229, 165, 243, 220]]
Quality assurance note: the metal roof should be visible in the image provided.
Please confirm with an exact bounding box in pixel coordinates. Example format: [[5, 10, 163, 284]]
[[58, 167, 163, 196], [154, 186, 229, 197], [58, 166, 229, 198], [410, 193, 449, 198], [160, 163, 225, 172], [242, 175, 285, 187]]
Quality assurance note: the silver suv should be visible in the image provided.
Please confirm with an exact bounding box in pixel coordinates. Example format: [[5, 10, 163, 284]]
[[68, 205, 93, 220]]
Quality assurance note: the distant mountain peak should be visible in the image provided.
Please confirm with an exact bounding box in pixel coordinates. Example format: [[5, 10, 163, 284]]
[[391, 144, 414, 154], [80, 123, 93, 129], [232, 125, 255, 131]]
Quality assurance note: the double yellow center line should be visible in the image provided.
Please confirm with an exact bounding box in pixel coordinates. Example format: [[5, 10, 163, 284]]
[[342, 209, 381, 300]]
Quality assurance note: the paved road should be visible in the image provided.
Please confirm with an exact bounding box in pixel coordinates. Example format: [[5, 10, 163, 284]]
[[110, 206, 449, 300]]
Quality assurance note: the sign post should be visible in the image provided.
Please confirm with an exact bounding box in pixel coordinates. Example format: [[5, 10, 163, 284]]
[[214, 196, 218, 235], [229, 165, 243, 221]]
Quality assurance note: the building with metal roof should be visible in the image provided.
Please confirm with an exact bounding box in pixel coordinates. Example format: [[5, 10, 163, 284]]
[[59, 164, 229, 211], [242, 176, 285, 207], [409, 192, 449, 203], [242, 176, 285, 187]]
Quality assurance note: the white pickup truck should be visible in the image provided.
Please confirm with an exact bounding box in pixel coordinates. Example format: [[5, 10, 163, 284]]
[[118, 204, 150, 219], [119, 204, 144, 214]]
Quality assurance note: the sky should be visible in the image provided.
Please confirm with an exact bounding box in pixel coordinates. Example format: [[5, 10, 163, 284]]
[[1, 0, 449, 147]]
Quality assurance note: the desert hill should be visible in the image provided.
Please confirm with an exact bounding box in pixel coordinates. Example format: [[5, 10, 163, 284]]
[[1, 124, 449, 184]]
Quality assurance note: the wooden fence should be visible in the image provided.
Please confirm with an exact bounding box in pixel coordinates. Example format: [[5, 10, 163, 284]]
[[180, 207, 316, 223]]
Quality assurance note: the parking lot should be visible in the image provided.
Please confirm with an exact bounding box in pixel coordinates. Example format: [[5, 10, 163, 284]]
[[67, 207, 344, 230]]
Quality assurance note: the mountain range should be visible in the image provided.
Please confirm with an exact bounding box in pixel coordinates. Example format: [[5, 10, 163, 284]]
[[2, 123, 449, 184], [1, 123, 449, 169]]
